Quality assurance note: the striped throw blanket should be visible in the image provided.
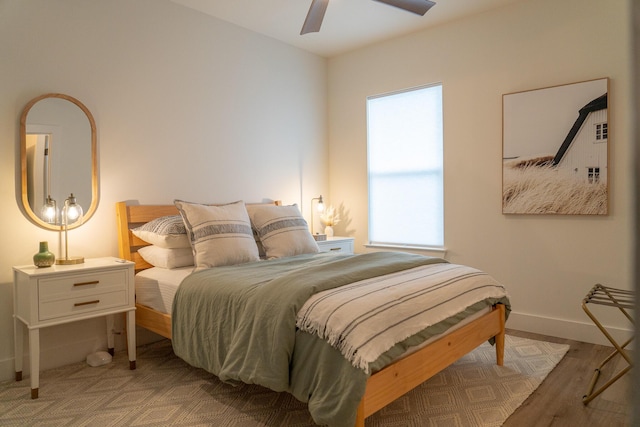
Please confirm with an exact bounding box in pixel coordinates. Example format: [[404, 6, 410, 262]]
[[296, 262, 509, 373]]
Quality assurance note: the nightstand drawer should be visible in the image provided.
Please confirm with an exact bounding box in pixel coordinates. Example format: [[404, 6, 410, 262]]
[[37, 269, 129, 321], [319, 241, 349, 252], [38, 270, 128, 300], [317, 237, 354, 254], [38, 289, 128, 320]]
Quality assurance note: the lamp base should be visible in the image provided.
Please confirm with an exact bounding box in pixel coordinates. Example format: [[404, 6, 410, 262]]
[[56, 256, 85, 265]]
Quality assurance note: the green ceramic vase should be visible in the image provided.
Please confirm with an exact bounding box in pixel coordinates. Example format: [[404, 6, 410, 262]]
[[33, 241, 55, 268]]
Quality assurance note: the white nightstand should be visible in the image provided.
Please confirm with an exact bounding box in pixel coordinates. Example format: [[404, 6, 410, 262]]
[[13, 257, 136, 399], [316, 236, 354, 254]]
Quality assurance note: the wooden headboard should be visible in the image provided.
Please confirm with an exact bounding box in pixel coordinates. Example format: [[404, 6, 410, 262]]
[[115, 200, 282, 273], [116, 202, 179, 272]]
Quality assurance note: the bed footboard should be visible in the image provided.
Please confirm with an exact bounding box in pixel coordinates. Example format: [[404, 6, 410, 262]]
[[355, 303, 506, 427]]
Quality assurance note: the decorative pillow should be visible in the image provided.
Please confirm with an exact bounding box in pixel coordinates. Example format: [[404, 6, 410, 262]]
[[245, 203, 278, 259], [247, 204, 319, 259], [174, 200, 260, 270], [131, 215, 190, 249], [137, 245, 194, 269]]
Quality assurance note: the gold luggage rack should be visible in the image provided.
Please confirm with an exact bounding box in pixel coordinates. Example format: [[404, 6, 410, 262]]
[[581, 284, 634, 405]]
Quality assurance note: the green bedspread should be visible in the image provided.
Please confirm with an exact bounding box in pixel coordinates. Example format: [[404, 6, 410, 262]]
[[171, 252, 505, 426]]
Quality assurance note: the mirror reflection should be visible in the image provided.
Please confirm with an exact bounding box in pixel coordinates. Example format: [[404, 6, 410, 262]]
[[20, 94, 98, 230]]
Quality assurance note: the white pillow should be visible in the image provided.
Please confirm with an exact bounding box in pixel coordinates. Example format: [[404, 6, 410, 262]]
[[174, 200, 260, 270], [131, 215, 190, 249], [137, 245, 194, 269], [247, 204, 319, 259]]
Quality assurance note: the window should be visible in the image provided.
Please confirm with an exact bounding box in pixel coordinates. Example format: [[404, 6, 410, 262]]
[[367, 84, 444, 248], [588, 167, 600, 184], [595, 123, 608, 141]]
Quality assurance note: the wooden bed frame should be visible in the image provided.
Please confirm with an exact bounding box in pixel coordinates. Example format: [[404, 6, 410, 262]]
[[116, 201, 506, 427]]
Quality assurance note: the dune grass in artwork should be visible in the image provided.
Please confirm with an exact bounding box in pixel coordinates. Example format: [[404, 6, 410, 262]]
[[502, 164, 607, 215]]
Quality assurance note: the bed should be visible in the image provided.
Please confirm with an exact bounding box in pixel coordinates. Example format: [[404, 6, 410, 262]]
[[116, 200, 509, 427]]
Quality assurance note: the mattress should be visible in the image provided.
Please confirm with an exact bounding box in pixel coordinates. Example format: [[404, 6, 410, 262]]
[[135, 266, 192, 314]]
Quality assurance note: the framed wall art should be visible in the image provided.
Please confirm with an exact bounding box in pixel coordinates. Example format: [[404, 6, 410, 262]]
[[502, 78, 609, 215]]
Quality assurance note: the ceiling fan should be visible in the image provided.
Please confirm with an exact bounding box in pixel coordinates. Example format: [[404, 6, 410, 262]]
[[301, 0, 436, 35]]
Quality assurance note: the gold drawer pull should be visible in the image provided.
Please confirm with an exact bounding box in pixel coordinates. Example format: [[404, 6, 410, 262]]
[[74, 300, 100, 307], [74, 280, 99, 287], [329, 247, 342, 251]]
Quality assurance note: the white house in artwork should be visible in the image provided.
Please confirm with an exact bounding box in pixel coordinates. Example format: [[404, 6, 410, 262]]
[[552, 94, 608, 184]]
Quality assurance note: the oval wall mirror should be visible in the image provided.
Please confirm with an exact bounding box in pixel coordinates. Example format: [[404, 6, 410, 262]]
[[20, 93, 98, 230]]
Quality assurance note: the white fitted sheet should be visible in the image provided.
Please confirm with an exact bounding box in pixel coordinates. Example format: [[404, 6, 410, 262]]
[[135, 266, 192, 314]]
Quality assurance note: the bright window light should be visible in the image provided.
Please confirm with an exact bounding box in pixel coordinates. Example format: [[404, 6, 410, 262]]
[[367, 83, 444, 248]]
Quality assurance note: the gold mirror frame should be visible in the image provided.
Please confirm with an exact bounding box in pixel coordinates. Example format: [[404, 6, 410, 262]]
[[20, 93, 98, 230]]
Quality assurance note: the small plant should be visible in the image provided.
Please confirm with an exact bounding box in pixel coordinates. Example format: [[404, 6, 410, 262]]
[[320, 205, 341, 227]]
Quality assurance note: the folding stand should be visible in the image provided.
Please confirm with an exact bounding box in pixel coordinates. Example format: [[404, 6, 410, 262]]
[[581, 284, 634, 405]]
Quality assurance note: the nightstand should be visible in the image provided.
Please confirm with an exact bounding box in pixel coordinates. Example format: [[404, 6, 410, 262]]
[[13, 257, 136, 399], [316, 236, 354, 254]]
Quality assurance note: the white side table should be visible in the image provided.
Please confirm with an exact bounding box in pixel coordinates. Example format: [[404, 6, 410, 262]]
[[316, 236, 354, 254], [13, 257, 136, 398]]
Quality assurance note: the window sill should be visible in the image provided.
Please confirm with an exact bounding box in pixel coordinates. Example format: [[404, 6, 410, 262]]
[[365, 243, 447, 258]]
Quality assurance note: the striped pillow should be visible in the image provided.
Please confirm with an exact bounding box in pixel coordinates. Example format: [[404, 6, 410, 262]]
[[131, 215, 190, 249], [174, 200, 260, 270], [247, 204, 319, 259]]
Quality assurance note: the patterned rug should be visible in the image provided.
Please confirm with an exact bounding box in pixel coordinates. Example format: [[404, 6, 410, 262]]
[[0, 335, 569, 426]]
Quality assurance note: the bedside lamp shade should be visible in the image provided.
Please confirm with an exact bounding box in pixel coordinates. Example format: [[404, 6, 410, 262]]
[[41, 196, 57, 224], [310, 195, 325, 235]]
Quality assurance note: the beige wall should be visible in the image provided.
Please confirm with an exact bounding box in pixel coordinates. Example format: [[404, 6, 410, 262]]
[[328, 0, 633, 343], [0, 0, 328, 381]]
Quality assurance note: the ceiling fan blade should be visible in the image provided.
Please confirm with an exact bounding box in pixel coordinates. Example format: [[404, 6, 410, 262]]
[[301, 0, 330, 35], [372, 0, 436, 16]]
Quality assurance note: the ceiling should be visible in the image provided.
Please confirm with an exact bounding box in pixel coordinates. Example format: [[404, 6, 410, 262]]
[[170, 0, 522, 57]]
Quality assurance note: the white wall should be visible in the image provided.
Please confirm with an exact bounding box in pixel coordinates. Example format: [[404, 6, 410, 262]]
[[0, 0, 328, 381], [327, 0, 633, 345]]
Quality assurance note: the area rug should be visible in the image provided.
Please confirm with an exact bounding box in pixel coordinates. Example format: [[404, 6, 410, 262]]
[[0, 335, 569, 426]]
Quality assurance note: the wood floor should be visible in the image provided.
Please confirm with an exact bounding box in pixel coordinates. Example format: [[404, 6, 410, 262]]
[[503, 329, 631, 427]]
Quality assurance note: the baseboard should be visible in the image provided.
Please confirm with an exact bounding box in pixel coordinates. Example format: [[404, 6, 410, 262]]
[[507, 311, 634, 347]]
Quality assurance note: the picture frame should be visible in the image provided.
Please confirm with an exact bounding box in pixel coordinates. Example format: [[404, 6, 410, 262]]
[[502, 78, 609, 215]]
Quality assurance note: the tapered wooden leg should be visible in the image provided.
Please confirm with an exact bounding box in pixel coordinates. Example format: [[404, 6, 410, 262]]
[[29, 328, 40, 399], [14, 317, 24, 382], [106, 314, 115, 356], [126, 310, 136, 370]]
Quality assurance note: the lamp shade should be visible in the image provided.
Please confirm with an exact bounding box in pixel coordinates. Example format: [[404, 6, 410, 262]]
[[316, 195, 325, 212], [311, 195, 325, 235], [41, 195, 57, 224], [63, 193, 83, 225]]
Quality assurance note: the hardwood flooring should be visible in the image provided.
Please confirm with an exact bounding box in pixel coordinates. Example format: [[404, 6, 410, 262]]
[[503, 329, 631, 427]]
